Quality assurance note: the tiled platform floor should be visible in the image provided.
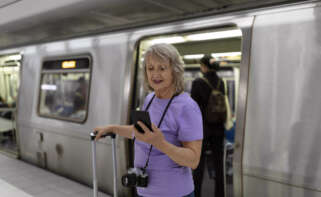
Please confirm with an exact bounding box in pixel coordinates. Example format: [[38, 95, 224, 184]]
[[0, 153, 110, 197]]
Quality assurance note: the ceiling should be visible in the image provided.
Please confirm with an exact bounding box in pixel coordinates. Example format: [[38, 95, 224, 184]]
[[0, 0, 310, 50]]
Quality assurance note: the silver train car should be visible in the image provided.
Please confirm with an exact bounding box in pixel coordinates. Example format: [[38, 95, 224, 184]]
[[0, 1, 321, 196]]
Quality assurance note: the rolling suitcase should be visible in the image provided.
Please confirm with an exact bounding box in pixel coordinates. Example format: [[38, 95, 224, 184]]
[[90, 131, 118, 197]]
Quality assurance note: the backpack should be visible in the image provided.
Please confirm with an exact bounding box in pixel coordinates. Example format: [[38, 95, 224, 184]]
[[201, 77, 227, 124]]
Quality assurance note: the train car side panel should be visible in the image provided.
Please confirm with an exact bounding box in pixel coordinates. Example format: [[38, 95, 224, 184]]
[[16, 35, 135, 196], [244, 4, 321, 196]]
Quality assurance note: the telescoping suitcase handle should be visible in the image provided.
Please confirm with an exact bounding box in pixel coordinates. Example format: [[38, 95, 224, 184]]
[[90, 131, 118, 197]]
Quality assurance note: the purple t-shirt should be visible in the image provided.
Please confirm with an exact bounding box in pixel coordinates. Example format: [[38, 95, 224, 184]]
[[135, 92, 203, 197]]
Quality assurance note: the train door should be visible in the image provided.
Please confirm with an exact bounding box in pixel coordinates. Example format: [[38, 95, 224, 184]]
[[132, 27, 242, 197], [0, 54, 21, 156]]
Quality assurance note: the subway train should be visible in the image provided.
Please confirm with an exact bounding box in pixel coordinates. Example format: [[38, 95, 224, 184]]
[[0, 1, 321, 196]]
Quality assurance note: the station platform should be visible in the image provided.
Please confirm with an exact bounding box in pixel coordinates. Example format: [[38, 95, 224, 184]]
[[0, 153, 110, 197]]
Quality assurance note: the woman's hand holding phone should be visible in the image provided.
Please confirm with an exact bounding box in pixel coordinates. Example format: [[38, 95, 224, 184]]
[[131, 111, 152, 134], [133, 122, 166, 150]]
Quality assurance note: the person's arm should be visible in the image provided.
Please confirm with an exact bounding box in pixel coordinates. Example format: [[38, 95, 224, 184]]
[[158, 138, 202, 170], [134, 122, 202, 169], [94, 125, 134, 140], [191, 79, 202, 106], [191, 79, 210, 111]]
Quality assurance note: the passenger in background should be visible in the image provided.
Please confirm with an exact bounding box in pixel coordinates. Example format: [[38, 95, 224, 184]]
[[70, 77, 87, 119], [0, 96, 7, 108], [75, 76, 87, 101], [95, 43, 203, 197], [44, 93, 56, 113], [71, 92, 86, 119], [0, 96, 12, 119], [191, 55, 225, 197]]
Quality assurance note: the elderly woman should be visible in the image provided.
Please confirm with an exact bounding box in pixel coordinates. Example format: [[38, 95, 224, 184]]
[[95, 43, 203, 197]]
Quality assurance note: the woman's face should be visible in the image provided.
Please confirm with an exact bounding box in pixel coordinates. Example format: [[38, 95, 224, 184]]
[[146, 55, 174, 94]]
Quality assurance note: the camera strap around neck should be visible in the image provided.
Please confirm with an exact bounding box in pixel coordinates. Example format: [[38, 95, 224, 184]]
[[134, 93, 178, 172]]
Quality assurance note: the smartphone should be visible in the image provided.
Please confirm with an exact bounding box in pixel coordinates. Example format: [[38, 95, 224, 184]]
[[131, 110, 152, 133]]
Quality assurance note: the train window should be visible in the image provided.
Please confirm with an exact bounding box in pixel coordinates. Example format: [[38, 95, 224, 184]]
[[38, 57, 91, 123]]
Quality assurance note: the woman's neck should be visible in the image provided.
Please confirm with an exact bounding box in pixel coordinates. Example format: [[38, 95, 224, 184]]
[[154, 86, 176, 99]]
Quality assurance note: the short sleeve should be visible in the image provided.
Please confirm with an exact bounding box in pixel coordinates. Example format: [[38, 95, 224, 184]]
[[177, 101, 203, 142]]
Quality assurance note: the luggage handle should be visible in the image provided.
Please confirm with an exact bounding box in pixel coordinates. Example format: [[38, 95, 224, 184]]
[[90, 131, 116, 141], [90, 131, 118, 197]]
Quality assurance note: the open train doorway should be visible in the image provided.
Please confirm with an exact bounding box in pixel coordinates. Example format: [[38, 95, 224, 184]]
[[133, 27, 242, 197], [0, 53, 21, 156]]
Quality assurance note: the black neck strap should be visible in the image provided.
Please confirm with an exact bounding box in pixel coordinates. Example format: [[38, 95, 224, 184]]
[[135, 93, 178, 171], [145, 94, 155, 112]]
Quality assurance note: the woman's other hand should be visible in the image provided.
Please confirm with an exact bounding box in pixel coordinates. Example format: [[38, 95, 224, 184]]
[[94, 126, 112, 141], [134, 122, 165, 149]]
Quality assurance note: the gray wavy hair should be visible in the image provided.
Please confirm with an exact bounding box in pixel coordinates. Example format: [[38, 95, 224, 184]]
[[142, 43, 185, 93]]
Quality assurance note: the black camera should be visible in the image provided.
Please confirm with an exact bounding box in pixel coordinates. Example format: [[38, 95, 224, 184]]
[[121, 168, 148, 187]]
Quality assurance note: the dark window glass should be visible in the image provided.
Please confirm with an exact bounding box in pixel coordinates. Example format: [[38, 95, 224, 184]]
[[38, 57, 91, 122]]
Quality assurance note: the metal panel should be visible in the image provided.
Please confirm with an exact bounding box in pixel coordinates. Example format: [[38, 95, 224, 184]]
[[244, 175, 321, 197], [0, 0, 20, 9], [16, 35, 134, 196], [0, 0, 313, 49], [244, 4, 321, 195], [232, 21, 254, 197]]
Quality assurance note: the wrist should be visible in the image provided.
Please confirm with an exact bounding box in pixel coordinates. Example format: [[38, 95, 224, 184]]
[[154, 138, 169, 153], [106, 125, 115, 134]]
